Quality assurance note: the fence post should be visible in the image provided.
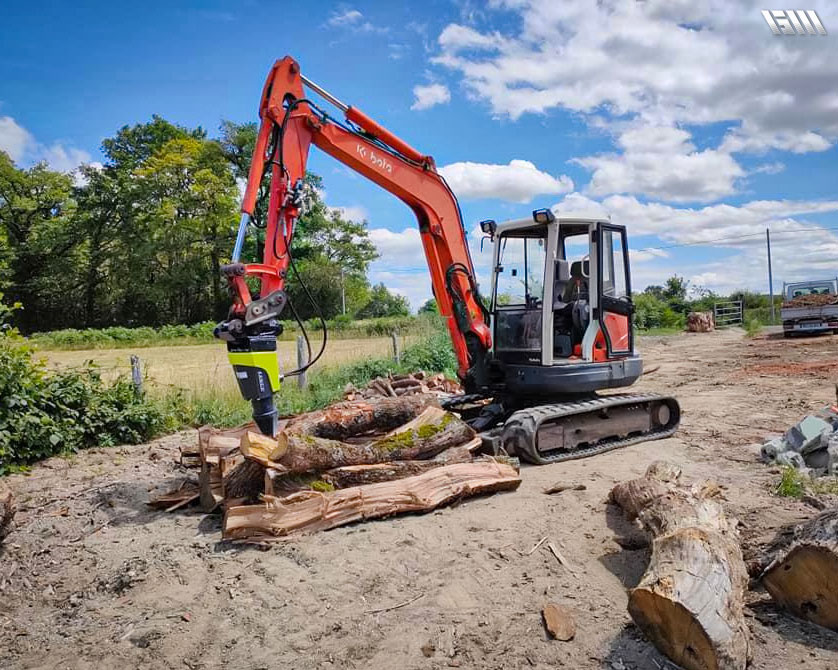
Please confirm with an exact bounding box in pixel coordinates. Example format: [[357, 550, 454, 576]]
[[130, 355, 143, 396], [296, 335, 308, 389], [391, 331, 401, 365]]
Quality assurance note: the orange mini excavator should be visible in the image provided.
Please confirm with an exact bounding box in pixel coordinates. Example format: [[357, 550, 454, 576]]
[[214, 57, 679, 463]]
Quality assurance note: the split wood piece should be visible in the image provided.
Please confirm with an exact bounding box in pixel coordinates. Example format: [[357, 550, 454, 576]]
[[221, 455, 265, 504], [223, 460, 521, 540], [542, 603, 576, 641], [198, 426, 248, 513], [321, 449, 519, 488], [761, 508, 838, 630], [242, 404, 476, 475], [1, 485, 16, 543], [608, 461, 749, 670], [147, 480, 200, 511]]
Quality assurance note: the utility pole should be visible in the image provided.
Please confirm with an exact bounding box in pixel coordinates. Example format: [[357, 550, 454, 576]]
[[340, 267, 346, 315], [766, 228, 775, 324]]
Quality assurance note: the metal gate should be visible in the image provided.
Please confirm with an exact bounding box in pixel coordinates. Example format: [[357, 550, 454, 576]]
[[713, 300, 743, 327]]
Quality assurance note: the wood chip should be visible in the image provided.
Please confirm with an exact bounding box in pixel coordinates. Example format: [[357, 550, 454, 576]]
[[543, 483, 587, 495], [542, 603, 576, 640]]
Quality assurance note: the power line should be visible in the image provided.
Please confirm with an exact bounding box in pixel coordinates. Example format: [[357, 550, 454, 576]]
[[634, 222, 838, 253]]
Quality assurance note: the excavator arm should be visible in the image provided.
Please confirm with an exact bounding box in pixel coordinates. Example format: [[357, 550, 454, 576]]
[[217, 57, 492, 435]]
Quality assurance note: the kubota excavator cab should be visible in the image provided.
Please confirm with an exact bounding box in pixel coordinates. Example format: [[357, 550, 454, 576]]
[[483, 209, 642, 397]]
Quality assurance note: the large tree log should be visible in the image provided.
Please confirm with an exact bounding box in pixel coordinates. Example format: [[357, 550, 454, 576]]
[[223, 460, 521, 540], [283, 395, 439, 441], [0, 485, 15, 543], [241, 405, 476, 474], [761, 508, 838, 630], [609, 462, 749, 670]]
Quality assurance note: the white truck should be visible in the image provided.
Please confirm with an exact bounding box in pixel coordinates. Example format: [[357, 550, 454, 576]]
[[781, 278, 838, 336]]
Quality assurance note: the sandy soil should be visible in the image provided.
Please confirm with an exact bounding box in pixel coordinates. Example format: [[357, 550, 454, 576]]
[[3, 329, 838, 670]]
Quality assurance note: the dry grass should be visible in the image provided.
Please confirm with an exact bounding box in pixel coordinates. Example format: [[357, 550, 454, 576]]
[[42, 335, 419, 392]]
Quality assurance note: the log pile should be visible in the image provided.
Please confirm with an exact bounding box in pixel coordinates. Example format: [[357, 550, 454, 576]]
[[184, 395, 518, 540], [782, 293, 838, 308], [344, 371, 462, 400], [686, 311, 715, 332], [609, 462, 749, 670], [0, 484, 15, 543]]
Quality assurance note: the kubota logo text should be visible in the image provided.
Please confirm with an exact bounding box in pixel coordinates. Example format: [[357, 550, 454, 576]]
[[356, 144, 393, 174]]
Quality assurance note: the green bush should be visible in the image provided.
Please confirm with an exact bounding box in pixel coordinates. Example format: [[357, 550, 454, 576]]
[[0, 328, 166, 474]]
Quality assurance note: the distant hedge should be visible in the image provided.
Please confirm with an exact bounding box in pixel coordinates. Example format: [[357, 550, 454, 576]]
[[28, 313, 444, 350]]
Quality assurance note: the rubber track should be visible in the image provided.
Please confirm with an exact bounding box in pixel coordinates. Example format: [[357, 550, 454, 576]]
[[502, 393, 680, 464]]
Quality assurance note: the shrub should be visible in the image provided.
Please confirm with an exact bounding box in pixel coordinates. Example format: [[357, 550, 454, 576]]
[[0, 303, 167, 473]]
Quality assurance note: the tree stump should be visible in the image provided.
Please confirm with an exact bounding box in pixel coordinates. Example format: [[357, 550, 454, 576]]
[[0, 485, 15, 543], [687, 311, 715, 332], [609, 462, 749, 670], [761, 508, 838, 630]]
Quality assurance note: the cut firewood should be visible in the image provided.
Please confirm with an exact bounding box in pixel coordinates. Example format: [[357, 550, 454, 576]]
[[223, 460, 521, 540], [148, 480, 200, 512], [198, 425, 248, 512], [609, 461, 749, 670], [221, 457, 265, 504], [761, 508, 838, 630], [1, 485, 15, 543]]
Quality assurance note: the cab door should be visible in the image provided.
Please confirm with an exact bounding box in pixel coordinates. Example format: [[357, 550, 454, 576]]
[[596, 223, 634, 356]]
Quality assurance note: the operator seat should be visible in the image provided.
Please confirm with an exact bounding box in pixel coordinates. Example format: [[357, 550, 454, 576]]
[[563, 259, 589, 302], [563, 260, 590, 345]]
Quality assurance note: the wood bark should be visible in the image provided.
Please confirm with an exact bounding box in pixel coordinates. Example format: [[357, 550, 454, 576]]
[[223, 460, 521, 540], [609, 462, 749, 670], [761, 508, 838, 630], [283, 395, 439, 441], [221, 455, 265, 505], [0, 485, 15, 543]]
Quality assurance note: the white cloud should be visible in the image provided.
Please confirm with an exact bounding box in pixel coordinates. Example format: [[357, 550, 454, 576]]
[[0, 115, 94, 178], [327, 9, 363, 27], [430, 0, 838, 202], [411, 83, 451, 111], [326, 7, 387, 34], [368, 227, 423, 265], [40, 143, 93, 173], [548, 191, 838, 295], [0, 116, 33, 162], [439, 159, 573, 203], [574, 126, 745, 202], [329, 204, 369, 222]]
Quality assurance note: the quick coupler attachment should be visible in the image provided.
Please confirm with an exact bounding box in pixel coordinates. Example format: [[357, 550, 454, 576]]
[[225, 334, 281, 437]]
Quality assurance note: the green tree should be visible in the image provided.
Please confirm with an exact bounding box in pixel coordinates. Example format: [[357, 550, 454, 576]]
[[133, 137, 238, 323], [419, 298, 438, 314], [356, 283, 410, 319], [0, 152, 80, 332]]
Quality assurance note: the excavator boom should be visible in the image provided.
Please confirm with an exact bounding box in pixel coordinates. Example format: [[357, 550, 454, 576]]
[[218, 57, 491, 434]]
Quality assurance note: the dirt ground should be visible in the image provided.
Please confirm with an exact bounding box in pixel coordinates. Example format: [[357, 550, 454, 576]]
[[3, 329, 838, 670]]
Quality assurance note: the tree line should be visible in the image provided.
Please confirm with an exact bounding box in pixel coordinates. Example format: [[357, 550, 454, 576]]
[[0, 116, 410, 334]]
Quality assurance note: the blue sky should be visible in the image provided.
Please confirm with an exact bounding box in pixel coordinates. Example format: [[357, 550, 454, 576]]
[[2, 1, 837, 308]]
